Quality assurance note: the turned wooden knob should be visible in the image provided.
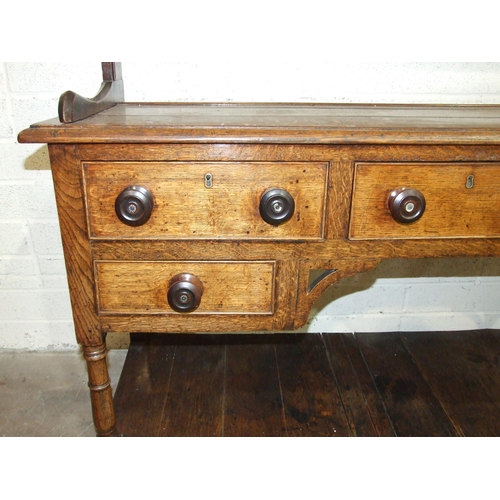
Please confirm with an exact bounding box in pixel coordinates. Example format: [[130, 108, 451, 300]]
[[388, 187, 426, 223], [115, 186, 154, 226], [167, 274, 203, 313], [259, 188, 295, 225]]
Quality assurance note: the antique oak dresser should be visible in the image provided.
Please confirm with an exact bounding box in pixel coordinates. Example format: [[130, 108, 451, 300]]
[[18, 63, 500, 436]]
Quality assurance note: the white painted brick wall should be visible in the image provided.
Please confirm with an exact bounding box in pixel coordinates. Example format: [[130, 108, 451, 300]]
[[2, 62, 500, 351]]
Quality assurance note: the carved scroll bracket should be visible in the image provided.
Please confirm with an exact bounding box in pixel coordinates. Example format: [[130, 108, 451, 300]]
[[294, 259, 381, 329], [58, 62, 124, 123]]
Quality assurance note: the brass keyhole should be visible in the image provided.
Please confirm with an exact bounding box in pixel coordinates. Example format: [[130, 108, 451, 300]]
[[205, 173, 213, 188]]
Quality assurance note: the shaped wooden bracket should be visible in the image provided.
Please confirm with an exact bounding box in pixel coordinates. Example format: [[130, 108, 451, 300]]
[[294, 259, 382, 329], [58, 62, 124, 123]]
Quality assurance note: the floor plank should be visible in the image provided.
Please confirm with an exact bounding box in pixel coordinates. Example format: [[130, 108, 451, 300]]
[[323, 332, 394, 436], [113, 331, 500, 437], [355, 332, 459, 436], [275, 333, 350, 436], [223, 335, 285, 436], [158, 335, 226, 437], [401, 329, 500, 437], [114, 334, 176, 436], [6, 330, 500, 436]]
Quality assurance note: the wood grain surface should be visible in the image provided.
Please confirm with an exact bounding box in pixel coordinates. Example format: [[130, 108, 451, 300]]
[[350, 162, 500, 239], [48, 145, 102, 345], [83, 161, 327, 240], [401, 330, 500, 436], [18, 103, 500, 144], [95, 260, 275, 315], [355, 332, 459, 436], [114, 330, 500, 437]]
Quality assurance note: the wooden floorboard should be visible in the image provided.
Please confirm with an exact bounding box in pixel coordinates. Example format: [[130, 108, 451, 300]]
[[158, 335, 225, 437], [401, 329, 500, 437], [275, 333, 350, 436], [323, 332, 394, 436], [114, 330, 500, 437], [224, 335, 285, 437], [355, 332, 459, 436], [114, 333, 175, 437]]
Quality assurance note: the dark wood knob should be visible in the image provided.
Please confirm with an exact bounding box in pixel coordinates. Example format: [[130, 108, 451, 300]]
[[167, 274, 203, 313], [388, 187, 426, 223], [115, 186, 154, 226], [259, 188, 295, 225]]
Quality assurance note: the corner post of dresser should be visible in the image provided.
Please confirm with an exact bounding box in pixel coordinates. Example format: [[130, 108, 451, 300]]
[[82, 343, 116, 436], [48, 144, 116, 436]]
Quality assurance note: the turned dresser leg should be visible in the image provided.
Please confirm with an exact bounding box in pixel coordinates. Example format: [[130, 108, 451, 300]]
[[82, 343, 116, 437]]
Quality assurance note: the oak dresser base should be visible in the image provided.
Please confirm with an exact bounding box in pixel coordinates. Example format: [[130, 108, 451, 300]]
[[18, 64, 500, 435]]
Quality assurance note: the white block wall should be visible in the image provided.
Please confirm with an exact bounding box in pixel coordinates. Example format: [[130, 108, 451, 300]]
[[2, 62, 500, 351]]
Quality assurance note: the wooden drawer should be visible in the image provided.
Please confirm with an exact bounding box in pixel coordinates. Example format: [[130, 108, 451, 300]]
[[83, 161, 327, 240], [349, 162, 500, 240], [95, 260, 275, 315]]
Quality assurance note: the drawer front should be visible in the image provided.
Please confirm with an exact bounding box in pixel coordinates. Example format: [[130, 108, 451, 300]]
[[83, 161, 327, 239], [349, 162, 500, 240], [95, 260, 275, 315]]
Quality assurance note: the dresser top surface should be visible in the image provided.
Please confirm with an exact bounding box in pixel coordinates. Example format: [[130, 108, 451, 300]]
[[18, 102, 500, 145]]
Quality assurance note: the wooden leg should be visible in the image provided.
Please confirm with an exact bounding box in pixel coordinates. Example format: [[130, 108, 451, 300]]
[[82, 343, 116, 437]]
